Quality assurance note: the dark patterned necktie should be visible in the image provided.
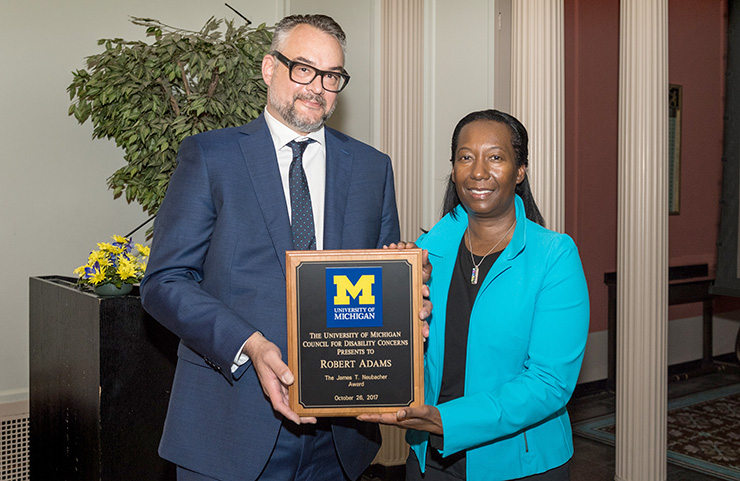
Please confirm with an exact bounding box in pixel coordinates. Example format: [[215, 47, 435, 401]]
[[288, 139, 317, 250]]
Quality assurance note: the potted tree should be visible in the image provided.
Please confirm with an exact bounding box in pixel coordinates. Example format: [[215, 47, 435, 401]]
[[67, 16, 273, 220]]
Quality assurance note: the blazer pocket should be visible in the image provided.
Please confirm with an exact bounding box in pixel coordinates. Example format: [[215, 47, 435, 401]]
[[521, 431, 535, 465]]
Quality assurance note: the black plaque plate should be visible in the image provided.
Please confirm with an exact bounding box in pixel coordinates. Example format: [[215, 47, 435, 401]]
[[286, 249, 424, 416]]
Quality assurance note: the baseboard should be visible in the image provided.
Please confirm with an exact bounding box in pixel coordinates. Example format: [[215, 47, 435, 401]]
[[0, 390, 28, 405], [577, 314, 739, 386], [573, 353, 740, 398]]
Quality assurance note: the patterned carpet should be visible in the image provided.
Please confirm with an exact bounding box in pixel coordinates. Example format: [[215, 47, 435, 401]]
[[573, 383, 740, 480]]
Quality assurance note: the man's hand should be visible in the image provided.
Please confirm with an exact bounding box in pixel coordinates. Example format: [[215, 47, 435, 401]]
[[357, 405, 443, 434], [383, 242, 432, 338], [243, 332, 317, 425]]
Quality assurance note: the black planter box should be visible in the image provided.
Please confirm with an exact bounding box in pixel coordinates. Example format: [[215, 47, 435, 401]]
[[29, 276, 179, 480]]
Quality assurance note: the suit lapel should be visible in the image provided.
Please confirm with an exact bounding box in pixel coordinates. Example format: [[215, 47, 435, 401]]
[[238, 116, 293, 274], [323, 129, 352, 250]]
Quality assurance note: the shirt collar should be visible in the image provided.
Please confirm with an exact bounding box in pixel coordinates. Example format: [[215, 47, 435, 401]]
[[263, 108, 325, 150]]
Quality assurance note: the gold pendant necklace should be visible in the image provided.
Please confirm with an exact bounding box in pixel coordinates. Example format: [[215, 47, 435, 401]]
[[467, 219, 516, 285]]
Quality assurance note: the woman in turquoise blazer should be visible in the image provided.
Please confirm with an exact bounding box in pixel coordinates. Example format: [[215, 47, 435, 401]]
[[361, 110, 589, 480]]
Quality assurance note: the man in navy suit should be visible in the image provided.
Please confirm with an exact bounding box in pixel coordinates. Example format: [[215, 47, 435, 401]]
[[141, 14, 401, 481]]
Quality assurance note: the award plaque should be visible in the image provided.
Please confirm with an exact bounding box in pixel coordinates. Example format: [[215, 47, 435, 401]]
[[286, 249, 424, 417]]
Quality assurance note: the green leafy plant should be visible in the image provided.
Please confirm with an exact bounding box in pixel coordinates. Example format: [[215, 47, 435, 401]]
[[68, 16, 273, 217]]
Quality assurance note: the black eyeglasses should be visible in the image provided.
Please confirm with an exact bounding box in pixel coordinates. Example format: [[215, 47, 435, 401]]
[[271, 51, 350, 93]]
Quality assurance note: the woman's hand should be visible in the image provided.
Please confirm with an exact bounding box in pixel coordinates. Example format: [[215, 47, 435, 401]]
[[357, 405, 443, 435], [383, 242, 432, 284]]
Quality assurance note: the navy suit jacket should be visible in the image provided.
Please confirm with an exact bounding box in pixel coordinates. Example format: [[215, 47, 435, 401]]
[[140, 114, 400, 480]]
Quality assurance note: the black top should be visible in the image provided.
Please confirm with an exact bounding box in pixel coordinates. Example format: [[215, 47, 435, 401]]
[[439, 236, 501, 403], [423, 236, 501, 479]]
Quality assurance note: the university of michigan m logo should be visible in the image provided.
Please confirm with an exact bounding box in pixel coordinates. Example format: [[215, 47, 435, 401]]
[[333, 275, 375, 305], [326, 267, 383, 328]]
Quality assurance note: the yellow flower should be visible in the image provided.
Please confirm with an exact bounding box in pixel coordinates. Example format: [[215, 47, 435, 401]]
[[117, 257, 139, 281], [89, 267, 107, 285], [135, 244, 150, 257], [75, 236, 145, 288], [97, 242, 124, 255], [88, 250, 110, 267]]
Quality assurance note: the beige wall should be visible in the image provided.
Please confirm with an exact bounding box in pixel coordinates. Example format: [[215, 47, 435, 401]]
[[295, 0, 381, 146], [422, 0, 510, 229]]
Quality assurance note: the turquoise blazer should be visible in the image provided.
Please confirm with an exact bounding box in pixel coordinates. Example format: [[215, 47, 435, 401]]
[[409, 195, 590, 480]]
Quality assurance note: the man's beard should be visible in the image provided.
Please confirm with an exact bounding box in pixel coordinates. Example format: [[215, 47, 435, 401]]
[[269, 90, 336, 133]]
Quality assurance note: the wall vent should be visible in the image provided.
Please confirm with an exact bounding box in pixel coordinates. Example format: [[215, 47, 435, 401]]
[[0, 400, 29, 481]]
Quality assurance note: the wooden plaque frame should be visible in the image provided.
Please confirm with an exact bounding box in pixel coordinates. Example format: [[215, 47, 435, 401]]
[[286, 249, 424, 417]]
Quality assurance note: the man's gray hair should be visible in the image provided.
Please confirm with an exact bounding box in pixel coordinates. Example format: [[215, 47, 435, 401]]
[[270, 14, 347, 57]]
